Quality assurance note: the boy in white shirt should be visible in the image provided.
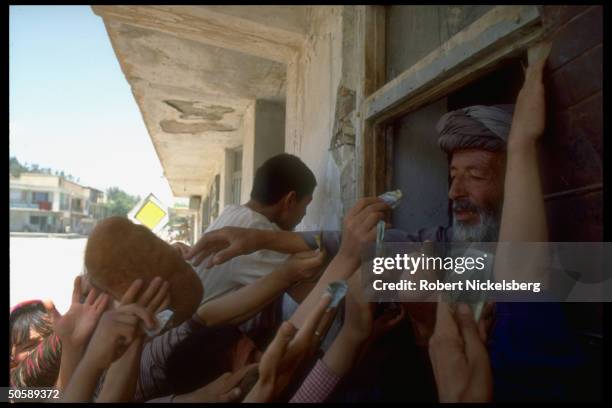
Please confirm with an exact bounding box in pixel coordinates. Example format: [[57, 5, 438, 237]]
[[193, 154, 317, 306]]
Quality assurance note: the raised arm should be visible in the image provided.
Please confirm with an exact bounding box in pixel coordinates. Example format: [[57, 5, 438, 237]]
[[53, 276, 109, 391], [186, 227, 312, 268], [61, 302, 155, 402], [289, 198, 389, 329], [96, 277, 171, 402], [196, 249, 326, 327], [498, 42, 552, 243], [429, 301, 492, 402], [494, 42, 552, 286], [290, 271, 405, 403]]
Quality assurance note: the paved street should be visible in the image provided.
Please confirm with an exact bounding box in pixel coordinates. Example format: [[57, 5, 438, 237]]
[[10, 236, 88, 314]]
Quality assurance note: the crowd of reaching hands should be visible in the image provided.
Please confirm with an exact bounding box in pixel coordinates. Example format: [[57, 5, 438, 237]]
[[9, 196, 494, 403], [9, 41, 553, 404]]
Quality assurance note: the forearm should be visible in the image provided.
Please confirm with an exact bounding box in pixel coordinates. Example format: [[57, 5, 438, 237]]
[[62, 356, 105, 402], [55, 344, 84, 391], [290, 333, 360, 405], [495, 140, 550, 285], [96, 338, 143, 402], [258, 230, 311, 253], [500, 141, 548, 242], [243, 382, 269, 403], [289, 252, 356, 329], [197, 268, 292, 326]]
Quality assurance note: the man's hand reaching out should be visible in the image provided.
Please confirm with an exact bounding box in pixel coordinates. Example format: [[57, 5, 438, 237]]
[[428, 301, 493, 402]]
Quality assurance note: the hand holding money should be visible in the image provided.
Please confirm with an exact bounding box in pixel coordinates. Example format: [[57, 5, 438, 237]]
[[339, 197, 390, 268], [379, 189, 403, 209]]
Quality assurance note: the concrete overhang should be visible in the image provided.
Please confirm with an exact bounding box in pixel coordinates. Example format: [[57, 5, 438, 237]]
[[92, 6, 310, 197]]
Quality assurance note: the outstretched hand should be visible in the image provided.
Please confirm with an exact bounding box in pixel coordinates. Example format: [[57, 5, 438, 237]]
[[283, 249, 327, 283], [339, 197, 390, 268], [53, 276, 110, 348], [244, 293, 333, 402], [81, 278, 169, 371], [343, 271, 405, 344], [185, 227, 260, 268], [429, 301, 493, 402], [171, 241, 192, 258], [509, 41, 552, 148]]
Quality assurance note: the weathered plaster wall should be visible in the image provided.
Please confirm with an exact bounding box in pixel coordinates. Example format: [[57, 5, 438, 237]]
[[239, 103, 256, 202], [239, 100, 286, 203], [218, 148, 228, 210], [253, 100, 286, 173], [285, 6, 358, 231]]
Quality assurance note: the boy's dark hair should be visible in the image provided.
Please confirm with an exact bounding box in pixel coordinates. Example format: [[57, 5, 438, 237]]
[[250, 154, 316, 205]]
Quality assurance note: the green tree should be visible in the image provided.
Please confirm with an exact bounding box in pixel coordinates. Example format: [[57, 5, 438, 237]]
[[9, 157, 27, 177], [104, 187, 140, 218]]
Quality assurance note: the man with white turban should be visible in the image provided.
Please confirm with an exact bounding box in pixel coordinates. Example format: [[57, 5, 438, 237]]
[[435, 104, 515, 242]]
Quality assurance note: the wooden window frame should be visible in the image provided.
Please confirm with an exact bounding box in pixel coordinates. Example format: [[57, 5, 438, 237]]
[[357, 5, 546, 197]]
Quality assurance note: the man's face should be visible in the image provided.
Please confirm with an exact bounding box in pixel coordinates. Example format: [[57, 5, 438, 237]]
[[278, 194, 313, 231], [448, 149, 505, 241]]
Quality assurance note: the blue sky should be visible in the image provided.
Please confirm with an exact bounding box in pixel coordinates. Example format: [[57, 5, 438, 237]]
[[9, 6, 183, 205]]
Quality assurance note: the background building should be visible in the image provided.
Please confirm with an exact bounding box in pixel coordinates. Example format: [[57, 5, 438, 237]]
[[9, 172, 109, 234]]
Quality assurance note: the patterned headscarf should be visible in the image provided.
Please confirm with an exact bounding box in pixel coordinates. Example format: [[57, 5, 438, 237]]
[[9, 301, 62, 387], [437, 105, 515, 154], [10, 334, 62, 387]]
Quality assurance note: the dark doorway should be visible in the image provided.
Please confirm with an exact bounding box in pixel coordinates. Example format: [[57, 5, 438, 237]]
[[447, 57, 526, 111]]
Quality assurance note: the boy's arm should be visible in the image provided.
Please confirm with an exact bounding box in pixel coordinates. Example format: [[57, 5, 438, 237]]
[[96, 337, 143, 402], [186, 227, 343, 268], [197, 250, 325, 326], [290, 198, 389, 329], [186, 228, 313, 267]]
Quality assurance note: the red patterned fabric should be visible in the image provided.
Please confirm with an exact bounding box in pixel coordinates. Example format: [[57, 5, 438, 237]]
[[289, 359, 341, 403]]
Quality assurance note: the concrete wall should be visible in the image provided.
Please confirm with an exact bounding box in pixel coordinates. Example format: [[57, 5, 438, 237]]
[[10, 212, 28, 232], [218, 148, 229, 210], [238, 100, 286, 203], [285, 6, 356, 231], [52, 192, 61, 212], [253, 100, 285, 172], [16, 173, 60, 188], [240, 102, 256, 201]]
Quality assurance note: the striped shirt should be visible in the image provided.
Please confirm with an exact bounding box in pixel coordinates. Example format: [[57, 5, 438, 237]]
[[289, 359, 342, 403], [134, 316, 207, 402]]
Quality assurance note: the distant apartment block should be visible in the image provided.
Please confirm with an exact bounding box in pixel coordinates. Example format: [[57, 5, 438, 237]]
[[9, 173, 109, 234]]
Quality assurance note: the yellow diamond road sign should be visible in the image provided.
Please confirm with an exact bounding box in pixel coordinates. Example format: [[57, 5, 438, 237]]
[[135, 201, 166, 230], [128, 193, 169, 233]]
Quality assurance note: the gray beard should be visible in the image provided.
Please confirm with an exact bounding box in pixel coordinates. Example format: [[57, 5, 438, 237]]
[[452, 211, 500, 242]]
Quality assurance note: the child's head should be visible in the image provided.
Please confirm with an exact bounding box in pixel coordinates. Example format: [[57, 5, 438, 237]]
[[84, 217, 203, 325], [10, 300, 62, 387]]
